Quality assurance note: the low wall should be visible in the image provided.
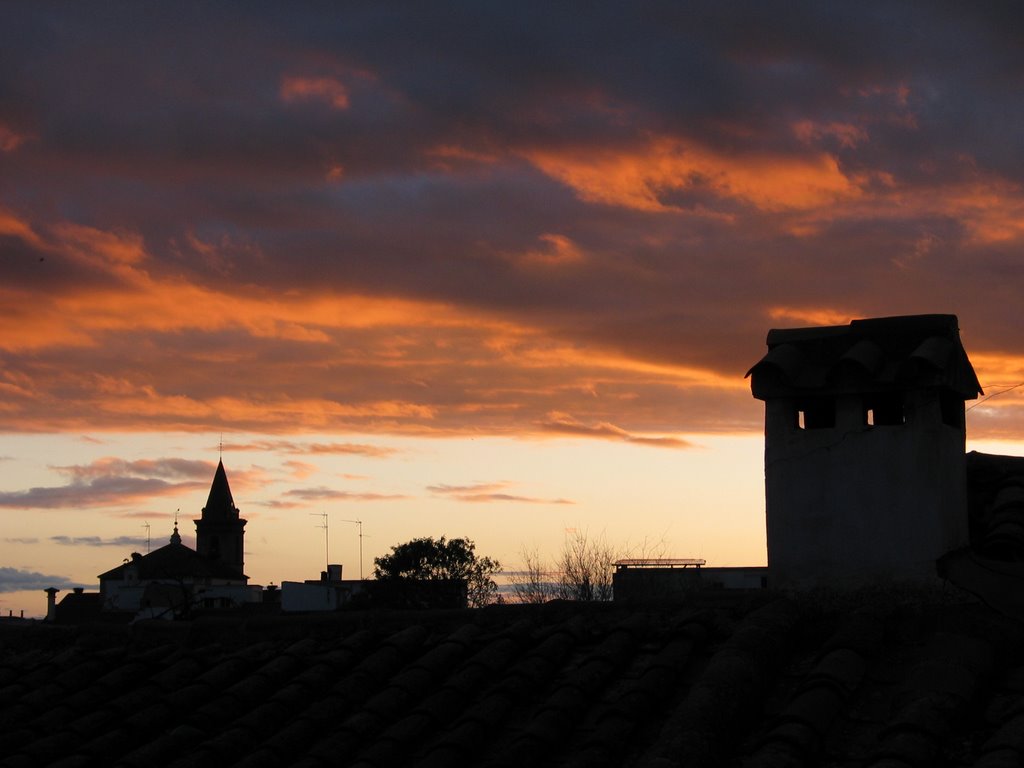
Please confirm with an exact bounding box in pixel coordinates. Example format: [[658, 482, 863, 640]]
[[613, 566, 768, 601]]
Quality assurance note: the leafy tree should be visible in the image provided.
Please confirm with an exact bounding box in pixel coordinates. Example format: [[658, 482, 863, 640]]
[[373, 536, 500, 608]]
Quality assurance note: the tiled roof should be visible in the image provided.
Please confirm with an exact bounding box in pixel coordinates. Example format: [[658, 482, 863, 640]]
[[2, 595, 1023, 767], [966, 451, 1024, 562], [938, 452, 1024, 617], [747, 314, 982, 400]]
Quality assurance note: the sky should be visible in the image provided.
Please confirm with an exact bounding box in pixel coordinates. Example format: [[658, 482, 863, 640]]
[[3, 2, 1024, 617]]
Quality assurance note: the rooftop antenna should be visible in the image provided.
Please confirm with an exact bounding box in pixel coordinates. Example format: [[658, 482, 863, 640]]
[[340, 519, 364, 580], [143, 521, 151, 553], [310, 511, 329, 570]]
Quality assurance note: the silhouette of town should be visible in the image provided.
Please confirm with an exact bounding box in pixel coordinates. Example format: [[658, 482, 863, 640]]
[[3, 314, 1024, 766]]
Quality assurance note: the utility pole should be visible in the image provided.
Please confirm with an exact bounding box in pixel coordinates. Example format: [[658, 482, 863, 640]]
[[340, 519, 364, 580]]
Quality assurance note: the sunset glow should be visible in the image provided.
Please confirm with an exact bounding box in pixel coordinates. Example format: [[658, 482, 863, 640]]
[[3, 3, 1024, 617]]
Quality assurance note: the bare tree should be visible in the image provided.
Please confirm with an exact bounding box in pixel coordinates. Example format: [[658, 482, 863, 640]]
[[556, 530, 618, 601], [508, 546, 557, 604], [509, 531, 669, 603]]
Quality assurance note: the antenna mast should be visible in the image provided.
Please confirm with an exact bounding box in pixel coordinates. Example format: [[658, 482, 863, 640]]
[[310, 511, 329, 569], [143, 521, 151, 553], [340, 519, 364, 580]]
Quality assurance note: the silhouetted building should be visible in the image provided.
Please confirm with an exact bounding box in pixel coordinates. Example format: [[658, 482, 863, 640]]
[[613, 559, 768, 600], [748, 314, 982, 589], [195, 459, 247, 574], [281, 563, 368, 612], [96, 461, 258, 617], [53, 587, 103, 624]]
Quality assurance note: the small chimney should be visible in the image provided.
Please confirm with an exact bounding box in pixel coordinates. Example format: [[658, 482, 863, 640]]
[[326, 564, 343, 582], [73, 587, 84, 595], [44, 587, 60, 622]]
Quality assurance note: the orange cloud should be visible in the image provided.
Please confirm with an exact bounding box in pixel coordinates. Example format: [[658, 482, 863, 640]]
[[91, 391, 436, 427], [792, 120, 868, 149], [514, 233, 586, 268], [0, 123, 29, 152], [935, 182, 1024, 245], [537, 411, 694, 448], [968, 354, 1024, 396], [0, 213, 764, 439], [427, 481, 574, 504], [279, 76, 350, 109], [221, 440, 398, 458], [56, 223, 148, 270], [767, 306, 856, 327], [776, 172, 1024, 244], [0, 210, 526, 352], [426, 144, 502, 172], [523, 135, 859, 213], [0, 208, 47, 250]]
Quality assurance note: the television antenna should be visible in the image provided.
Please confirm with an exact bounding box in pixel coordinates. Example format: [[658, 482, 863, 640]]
[[142, 521, 151, 553], [310, 511, 329, 569], [339, 519, 364, 580]]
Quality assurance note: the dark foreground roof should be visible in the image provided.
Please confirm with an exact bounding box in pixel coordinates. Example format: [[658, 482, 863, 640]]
[[747, 314, 982, 400], [966, 451, 1024, 562], [2, 593, 1023, 768]]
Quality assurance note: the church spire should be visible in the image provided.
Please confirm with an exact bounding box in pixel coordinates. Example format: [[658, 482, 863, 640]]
[[195, 459, 247, 576], [202, 459, 238, 520]]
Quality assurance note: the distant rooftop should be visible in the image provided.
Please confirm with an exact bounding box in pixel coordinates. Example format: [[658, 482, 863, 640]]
[[614, 558, 705, 569]]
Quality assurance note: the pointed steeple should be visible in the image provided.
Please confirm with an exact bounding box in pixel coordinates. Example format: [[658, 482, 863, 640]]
[[202, 459, 238, 520], [195, 459, 247, 576]]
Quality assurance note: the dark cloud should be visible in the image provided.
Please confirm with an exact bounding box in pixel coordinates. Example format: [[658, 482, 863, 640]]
[[49, 535, 148, 548], [1, 3, 1024, 440], [0, 566, 83, 593], [0, 477, 198, 510], [0, 457, 211, 509], [54, 458, 213, 482]]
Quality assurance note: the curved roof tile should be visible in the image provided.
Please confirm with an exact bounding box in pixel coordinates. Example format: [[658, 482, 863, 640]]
[[749, 314, 982, 400]]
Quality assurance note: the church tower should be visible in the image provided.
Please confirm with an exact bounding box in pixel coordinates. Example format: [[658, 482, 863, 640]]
[[194, 460, 247, 576]]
